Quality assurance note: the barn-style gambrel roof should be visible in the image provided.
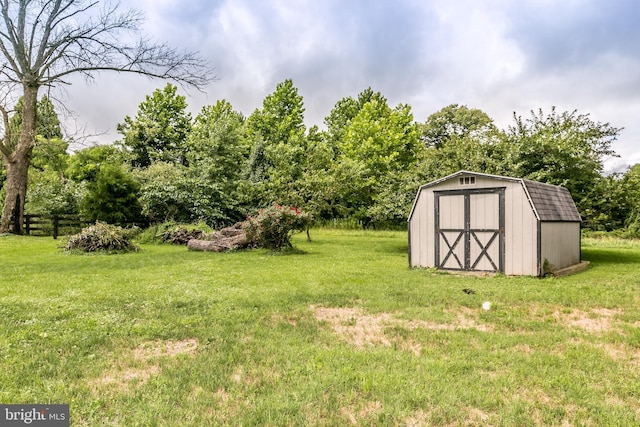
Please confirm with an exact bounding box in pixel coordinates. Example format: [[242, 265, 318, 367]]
[[409, 170, 581, 223], [521, 179, 581, 222]]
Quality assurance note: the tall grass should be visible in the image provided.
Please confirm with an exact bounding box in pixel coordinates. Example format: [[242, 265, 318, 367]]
[[0, 231, 638, 425]]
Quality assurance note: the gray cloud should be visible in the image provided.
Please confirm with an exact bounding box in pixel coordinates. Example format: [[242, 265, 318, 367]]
[[505, 0, 640, 70], [59, 0, 640, 171]]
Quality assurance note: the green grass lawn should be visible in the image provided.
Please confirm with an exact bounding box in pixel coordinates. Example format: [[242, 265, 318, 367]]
[[1, 230, 639, 426]]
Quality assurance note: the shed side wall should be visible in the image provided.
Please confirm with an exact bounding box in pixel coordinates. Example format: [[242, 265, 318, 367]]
[[540, 222, 581, 271]]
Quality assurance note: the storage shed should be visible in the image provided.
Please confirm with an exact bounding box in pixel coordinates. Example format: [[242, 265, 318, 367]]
[[408, 170, 582, 276]]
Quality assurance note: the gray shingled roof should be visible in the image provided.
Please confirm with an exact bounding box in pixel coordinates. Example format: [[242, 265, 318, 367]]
[[522, 180, 581, 222]]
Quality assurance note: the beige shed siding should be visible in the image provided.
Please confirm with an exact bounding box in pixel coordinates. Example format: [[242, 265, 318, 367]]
[[409, 188, 432, 267], [503, 181, 538, 276], [540, 222, 580, 270]]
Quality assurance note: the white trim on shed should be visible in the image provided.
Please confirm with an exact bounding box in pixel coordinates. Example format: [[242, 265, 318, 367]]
[[408, 170, 581, 276]]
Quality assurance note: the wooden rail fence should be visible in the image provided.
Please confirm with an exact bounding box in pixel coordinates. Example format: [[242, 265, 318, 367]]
[[22, 214, 89, 239]]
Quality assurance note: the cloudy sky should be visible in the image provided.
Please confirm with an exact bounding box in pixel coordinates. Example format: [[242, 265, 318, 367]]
[[63, 0, 640, 172]]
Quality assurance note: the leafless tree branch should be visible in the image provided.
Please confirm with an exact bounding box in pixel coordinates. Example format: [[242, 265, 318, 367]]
[[0, 0, 212, 89]]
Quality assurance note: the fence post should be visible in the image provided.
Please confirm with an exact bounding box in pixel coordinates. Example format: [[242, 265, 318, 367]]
[[24, 215, 31, 235], [53, 215, 59, 240]]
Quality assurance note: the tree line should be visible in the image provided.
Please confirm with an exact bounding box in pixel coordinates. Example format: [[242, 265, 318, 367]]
[[1, 79, 639, 235]]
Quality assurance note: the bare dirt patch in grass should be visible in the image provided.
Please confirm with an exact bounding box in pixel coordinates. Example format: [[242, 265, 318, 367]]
[[554, 307, 622, 333], [93, 365, 161, 392], [405, 409, 431, 427], [516, 386, 581, 426], [513, 343, 534, 354], [214, 388, 231, 403], [91, 338, 199, 394], [311, 305, 488, 352], [340, 401, 383, 425], [400, 340, 424, 357], [312, 306, 392, 348], [593, 341, 640, 368], [465, 407, 491, 425], [529, 304, 624, 334]]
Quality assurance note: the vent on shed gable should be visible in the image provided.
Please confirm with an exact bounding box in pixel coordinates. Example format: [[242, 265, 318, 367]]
[[458, 176, 476, 186]]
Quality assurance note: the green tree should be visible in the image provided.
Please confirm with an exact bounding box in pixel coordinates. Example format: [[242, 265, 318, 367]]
[[416, 134, 515, 184], [245, 79, 307, 206], [246, 79, 305, 148], [184, 100, 250, 225], [80, 163, 142, 226], [66, 145, 126, 183], [578, 173, 630, 231], [252, 125, 347, 238], [420, 104, 496, 148], [188, 100, 249, 182], [507, 107, 621, 222], [621, 164, 640, 235], [324, 87, 386, 147], [25, 174, 80, 215], [336, 98, 421, 225], [0, 0, 209, 234], [136, 101, 251, 227], [296, 126, 342, 220], [8, 96, 63, 144], [118, 83, 192, 167], [137, 161, 243, 226], [416, 104, 512, 183], [135, 162, 192, 223], [367, 169, 422, 226], [340, 101, 419, 176], [245, 139, 270, 184]]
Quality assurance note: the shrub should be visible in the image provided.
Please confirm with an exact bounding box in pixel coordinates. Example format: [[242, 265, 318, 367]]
[[136, 162, 246, 228], [245, 205, 311, 251], [26, 173, 83, 215], [64, 222, 139, 253], [79, 163, 143, 226]]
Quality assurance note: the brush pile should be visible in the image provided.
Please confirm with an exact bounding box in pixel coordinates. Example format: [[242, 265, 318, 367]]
[[64, 222, 139, 253]]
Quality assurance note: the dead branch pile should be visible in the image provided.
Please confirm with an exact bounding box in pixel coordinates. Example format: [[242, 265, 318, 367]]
[[64, 222, 138, 253], [187, 222, 253, 252], [160, 227, 205, 245]]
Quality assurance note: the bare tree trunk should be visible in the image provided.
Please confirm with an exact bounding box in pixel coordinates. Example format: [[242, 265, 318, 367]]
[[0, 85, 38, 234], [1, 158, 30, 233]]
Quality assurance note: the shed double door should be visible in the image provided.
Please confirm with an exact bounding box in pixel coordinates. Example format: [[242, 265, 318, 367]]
[[435, 188, 505, 272]]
